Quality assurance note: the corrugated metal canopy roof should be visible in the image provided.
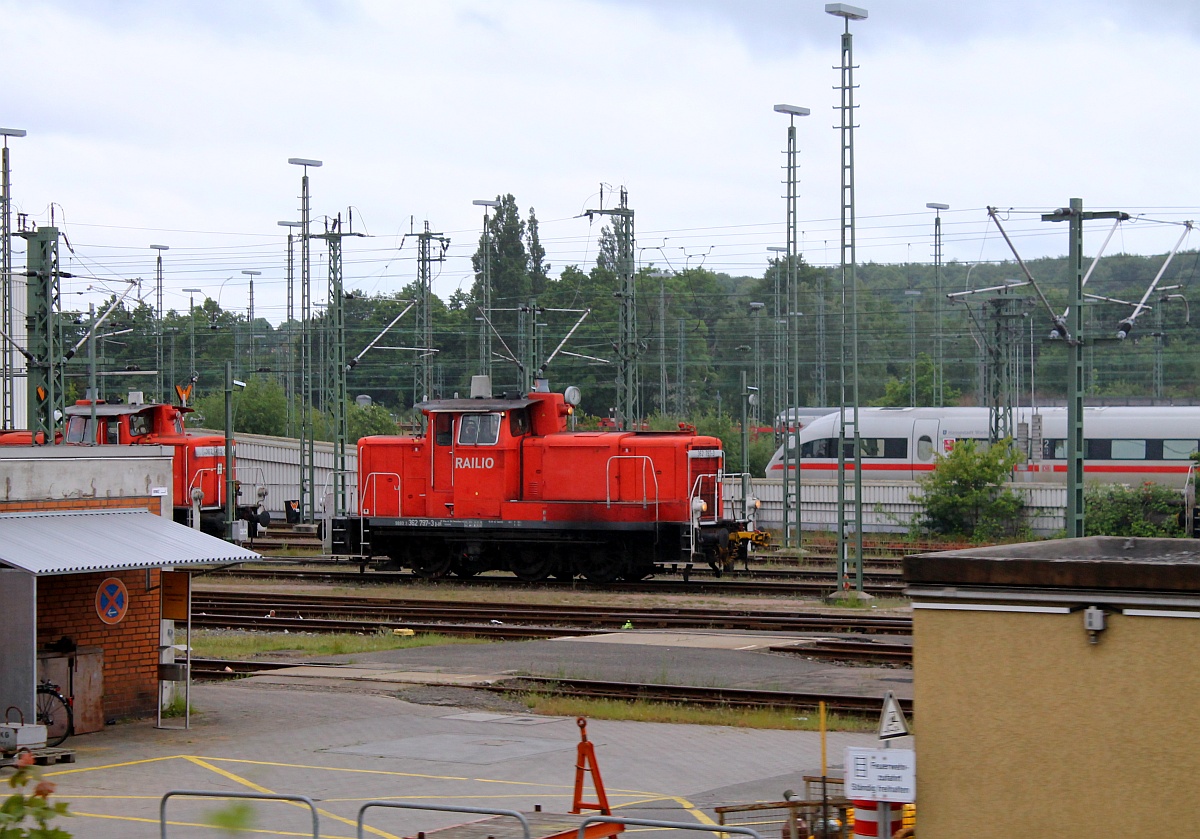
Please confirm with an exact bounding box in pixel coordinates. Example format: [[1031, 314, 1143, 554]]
[[0, 509, 259, 575]]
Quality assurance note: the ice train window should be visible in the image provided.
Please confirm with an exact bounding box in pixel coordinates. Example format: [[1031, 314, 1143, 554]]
[[917, 435, 934, 461], [1110, 439, 1146, 460], [1164, 439, 1198, 460]]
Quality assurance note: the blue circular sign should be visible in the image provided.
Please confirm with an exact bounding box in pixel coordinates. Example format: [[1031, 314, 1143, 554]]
[[95, 577, 129, 625]]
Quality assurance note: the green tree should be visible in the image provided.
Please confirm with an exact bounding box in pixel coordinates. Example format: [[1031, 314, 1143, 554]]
[[192, 375, 288, 437], [348, 402, 399, 441], [912, 439, 1028, 541], [873, 353, 961, 407]]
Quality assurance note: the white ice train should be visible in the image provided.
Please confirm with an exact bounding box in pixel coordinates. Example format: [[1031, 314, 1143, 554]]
[[764, 406, 1200, 488]]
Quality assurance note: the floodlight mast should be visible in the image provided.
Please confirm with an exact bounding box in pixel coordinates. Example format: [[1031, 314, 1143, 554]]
[[289, 156, 322, 522], [772, 103, 811, 551], [827, 1, 868, 597]]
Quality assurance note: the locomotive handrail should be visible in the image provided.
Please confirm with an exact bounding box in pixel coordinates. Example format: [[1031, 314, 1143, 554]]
[[605, 455, 659, 512], [318, 469, 360, 517], [688, 472, 722, 526], [361, 471, 401, 517], [187, 467, 222, 509]]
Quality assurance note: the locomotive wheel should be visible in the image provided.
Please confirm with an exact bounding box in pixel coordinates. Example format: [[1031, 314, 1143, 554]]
[[512, 548, 555, 582], [582, 548, 623, 583], [412, 545, 452, 579]]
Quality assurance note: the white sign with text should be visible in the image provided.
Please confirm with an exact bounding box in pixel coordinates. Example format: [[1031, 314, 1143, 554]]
[[845, 747, 916, 803]]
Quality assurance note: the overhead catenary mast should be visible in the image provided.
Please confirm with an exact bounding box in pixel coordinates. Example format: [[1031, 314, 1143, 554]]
[[585, 186, 638, 430]]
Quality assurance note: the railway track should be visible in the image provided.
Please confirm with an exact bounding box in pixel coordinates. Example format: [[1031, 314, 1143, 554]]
[[488, 676, 914, 715], [209, 566, 907, 597], [192, 590, 915, 636], [186, 658, 911, 715]]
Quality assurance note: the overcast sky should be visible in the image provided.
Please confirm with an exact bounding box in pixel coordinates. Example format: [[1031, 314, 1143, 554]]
[[5, 0, 1200, 325]]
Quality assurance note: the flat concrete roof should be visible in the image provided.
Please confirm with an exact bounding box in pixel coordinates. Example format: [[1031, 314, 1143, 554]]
[[904, 537, 1200, 592]]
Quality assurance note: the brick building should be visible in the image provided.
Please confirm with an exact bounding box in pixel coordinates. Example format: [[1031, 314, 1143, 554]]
[[0, 447, 255, 730]]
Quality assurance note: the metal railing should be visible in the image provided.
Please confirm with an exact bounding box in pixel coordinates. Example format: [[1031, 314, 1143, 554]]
[[577, 815, 763, 839], [159, 790, 319, 838], [356, 802, 531, 839]]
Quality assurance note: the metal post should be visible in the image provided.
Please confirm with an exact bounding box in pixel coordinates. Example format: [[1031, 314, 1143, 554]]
[[224, 360, 235, 540], [676, 317, 686, 415], [279, 220, 302, 437], [1065, 198, 1085, 538], [1041, 198, 1128, 538], [1, 128, 26, 430], [242, 269, 260, 374], [473, 199, 499, 380], [927, 203, 949, 406], [584, 188, 637, 429], [289, 157, 322, 522], [660, 276, 668, 413], [151, 245, 168, 402], [20, 225, 63, 444], [906, 289, 921, 404], [414, 222, 449, 411], [741, 371, 752, 521], [828, 3, 868, 595]]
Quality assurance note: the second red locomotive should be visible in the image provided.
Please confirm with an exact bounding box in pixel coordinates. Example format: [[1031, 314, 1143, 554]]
[[332, 380, 754, 581]]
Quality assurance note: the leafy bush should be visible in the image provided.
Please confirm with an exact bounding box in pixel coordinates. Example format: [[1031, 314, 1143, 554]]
[[911, 438, 1028, 541], [1084, 482, 1185, 537], [1, 751, 72, 838]]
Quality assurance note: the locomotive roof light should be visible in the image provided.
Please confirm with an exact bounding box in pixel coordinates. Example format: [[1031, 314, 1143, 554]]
[[691, 497, 708, 518]]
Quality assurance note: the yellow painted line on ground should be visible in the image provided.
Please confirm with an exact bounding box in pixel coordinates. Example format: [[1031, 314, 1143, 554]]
[[205, 755, 472, 781], [70, 809, 345, 837], [185, 756, 400, 839], [45, 754, 179, 776]]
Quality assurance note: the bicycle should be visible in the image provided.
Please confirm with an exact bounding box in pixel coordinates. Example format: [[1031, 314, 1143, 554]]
[[35, 680, 72, 747]]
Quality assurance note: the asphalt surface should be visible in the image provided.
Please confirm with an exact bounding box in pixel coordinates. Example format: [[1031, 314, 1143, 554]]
[[24, 629, 909, 838]]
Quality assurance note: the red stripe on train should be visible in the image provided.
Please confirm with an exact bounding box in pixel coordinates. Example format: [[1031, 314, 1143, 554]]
[[768, 463, 1191, 474]]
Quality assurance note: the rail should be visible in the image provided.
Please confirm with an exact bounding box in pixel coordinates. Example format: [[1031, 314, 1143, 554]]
[[159, 790, 319, 838], [605, 455, 659, 512], [356, 802, 531, 839]]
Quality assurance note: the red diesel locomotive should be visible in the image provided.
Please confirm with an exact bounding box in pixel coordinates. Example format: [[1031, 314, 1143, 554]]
[[331, 383, 755, 581], [1, 393, 269, 537]]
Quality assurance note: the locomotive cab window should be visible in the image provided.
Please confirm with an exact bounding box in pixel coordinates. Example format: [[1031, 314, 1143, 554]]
[[509, 408, 530, 437], [458, 413, 501, 446], [434, 413, 453, 446], [129, 413, 151, 438], [65, 416, 93, 444]]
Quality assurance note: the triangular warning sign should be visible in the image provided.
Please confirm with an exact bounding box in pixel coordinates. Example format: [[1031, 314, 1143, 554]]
[[878, 690, 910, 740]]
